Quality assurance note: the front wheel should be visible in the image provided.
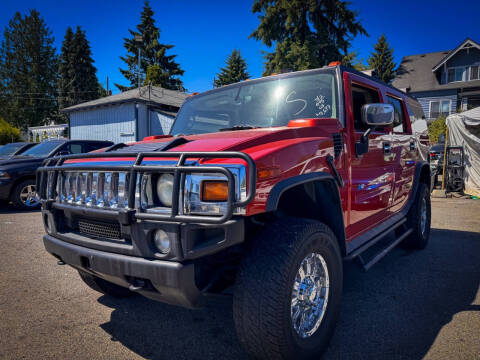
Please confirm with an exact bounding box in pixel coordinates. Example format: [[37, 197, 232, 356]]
[[12, 179, 40, 210], [233, 218, 343, 359]]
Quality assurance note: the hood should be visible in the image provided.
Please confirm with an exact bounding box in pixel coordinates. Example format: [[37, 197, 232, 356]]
[[135, 119, 342, 155], [0, 155, 44, 168]]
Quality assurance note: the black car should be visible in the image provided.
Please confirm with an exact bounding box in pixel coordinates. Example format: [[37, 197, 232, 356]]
[[0, 139, 113, 210], [0, 142, 37, 159]]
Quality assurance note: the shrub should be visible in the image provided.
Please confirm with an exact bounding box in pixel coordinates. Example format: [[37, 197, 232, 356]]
[[428, 116, 447, 143], [0, 118, 22, 145]]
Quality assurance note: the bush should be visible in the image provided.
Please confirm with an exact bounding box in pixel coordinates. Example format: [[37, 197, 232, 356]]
[[0, 118, 22, 145], [428, 116, 447, 143]]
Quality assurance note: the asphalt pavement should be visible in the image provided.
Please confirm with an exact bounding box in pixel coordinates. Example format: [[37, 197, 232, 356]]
[[0, 198, 479, 359]]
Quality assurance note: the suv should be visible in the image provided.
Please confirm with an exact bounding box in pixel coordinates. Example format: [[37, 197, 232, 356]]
[[0, 139, 112, 210], [38, 66, 431, 359]]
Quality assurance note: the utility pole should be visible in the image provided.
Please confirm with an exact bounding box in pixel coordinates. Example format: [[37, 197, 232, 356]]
[[134, 35, 143, 89], [106, 76, 109, 96]]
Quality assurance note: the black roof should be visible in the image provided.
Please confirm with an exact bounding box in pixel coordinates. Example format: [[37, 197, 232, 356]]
[[393, 39, 480, 93]]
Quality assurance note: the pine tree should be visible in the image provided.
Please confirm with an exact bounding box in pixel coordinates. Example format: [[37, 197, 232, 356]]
[[0, 10, 58, 130], [58, 26, 102, 111], [342, 51, 367, 71], [367, 34, 396, 83], [116, 1, 184, 91], [250, 0, 368, 75], [58, 27, 75, 110], [213, 50, 250, 87]]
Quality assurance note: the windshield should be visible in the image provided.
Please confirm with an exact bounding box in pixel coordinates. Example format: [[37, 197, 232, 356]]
[[21, 141, 64, 157], [171, 70, 338, 135], [0, 143, 25, 156]]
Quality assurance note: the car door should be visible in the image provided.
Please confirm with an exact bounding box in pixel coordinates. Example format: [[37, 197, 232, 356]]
[[344, 73, 395, 239], [386, 94, 416, 212]]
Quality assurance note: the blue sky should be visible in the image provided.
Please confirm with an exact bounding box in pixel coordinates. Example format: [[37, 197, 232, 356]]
[[1, 0, 479, 94]]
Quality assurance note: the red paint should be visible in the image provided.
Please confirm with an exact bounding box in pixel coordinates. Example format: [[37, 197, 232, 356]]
[[67, 68, 426, 247]]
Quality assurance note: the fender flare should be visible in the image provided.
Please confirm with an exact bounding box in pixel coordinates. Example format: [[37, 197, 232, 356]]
[[265, 172, 346, 254]]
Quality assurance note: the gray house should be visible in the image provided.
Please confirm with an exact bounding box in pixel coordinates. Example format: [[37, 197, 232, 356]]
[[393, 38, 480, 120], [62, 86, 188, 143]]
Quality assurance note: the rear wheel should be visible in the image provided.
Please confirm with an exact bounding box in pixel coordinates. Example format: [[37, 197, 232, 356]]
[[78, 271, 134, 298], [403, 182, 431, 249], [233, 218, 343, 359], [12, 179, 40, 210]]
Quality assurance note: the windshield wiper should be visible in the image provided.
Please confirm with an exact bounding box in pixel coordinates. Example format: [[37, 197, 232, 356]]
[[219, 125, 261, 132]]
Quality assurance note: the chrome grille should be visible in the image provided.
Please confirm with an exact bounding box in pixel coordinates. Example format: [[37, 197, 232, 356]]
[[56, 171, 137, 209], [77, 219, 121, 239]]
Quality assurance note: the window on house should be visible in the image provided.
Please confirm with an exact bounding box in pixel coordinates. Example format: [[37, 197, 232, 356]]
[[430, 100, 451, 119], [471, 65, 479, 81], [447, 69, 455, 83], [447, 67, 467, 82]]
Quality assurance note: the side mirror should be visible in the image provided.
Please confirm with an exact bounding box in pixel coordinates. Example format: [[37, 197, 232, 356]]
[[356, 103, 394, 157], [361, 103, 394, 127]]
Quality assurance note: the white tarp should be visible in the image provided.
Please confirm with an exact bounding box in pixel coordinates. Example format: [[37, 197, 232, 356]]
[[446, 107, 480, 197]]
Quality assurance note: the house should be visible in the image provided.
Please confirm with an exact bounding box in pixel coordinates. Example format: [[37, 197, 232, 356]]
[[62, 86, 188, 143], [393, 38, 480, 120]]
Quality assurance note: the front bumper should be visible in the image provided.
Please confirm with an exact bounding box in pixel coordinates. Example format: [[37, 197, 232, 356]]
[[44, 234, 202, 308], [42, 205, 244, 308], [0, 180, 14, 200]]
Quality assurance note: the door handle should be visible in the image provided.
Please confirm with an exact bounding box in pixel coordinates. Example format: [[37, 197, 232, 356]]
[[383, 142, 391, 154]]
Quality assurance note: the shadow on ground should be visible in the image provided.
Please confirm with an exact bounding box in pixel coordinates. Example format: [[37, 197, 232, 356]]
[[98, 228, 479, 360]]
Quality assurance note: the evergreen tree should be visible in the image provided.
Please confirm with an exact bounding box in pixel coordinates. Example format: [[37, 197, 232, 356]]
[[116, 1, 184, 91], [342, 51, 367, 71], [58, 27, 75, 110], [367, 34, 396, 83], [0, 10, 58, 130], [58, 26, 102, 110], [250, 0, 368, 75], [213, 49, 250, 87]]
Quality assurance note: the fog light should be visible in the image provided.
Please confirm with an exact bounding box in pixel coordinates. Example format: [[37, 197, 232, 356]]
[[154, 229, 171, 254]]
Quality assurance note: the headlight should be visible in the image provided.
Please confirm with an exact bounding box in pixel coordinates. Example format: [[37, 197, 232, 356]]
[[156, 173, 174, 207], [0, 171, 9, 179]]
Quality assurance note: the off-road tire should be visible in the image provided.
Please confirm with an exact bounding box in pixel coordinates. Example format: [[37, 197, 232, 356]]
[[233, 217, 343, 360], [78, 271, 133, 298], [11, 179, 40, 210], [403, 182, 431, 249]]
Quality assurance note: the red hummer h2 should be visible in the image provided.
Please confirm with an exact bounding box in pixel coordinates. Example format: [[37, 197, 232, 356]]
[[38, 65, 431, 359]]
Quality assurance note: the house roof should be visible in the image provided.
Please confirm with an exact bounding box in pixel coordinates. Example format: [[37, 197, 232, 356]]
[[432, 38, 480, 72], [61, 86, 188, 113], [392, 47, 480, 93]]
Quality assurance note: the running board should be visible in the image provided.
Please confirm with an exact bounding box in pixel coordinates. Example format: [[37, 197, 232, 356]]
[[358, 228, 413, 271], [345, 218, 407, 261]]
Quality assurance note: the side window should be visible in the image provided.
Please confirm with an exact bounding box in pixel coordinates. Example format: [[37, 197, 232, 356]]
[[351, 84, 381, 132], [66, 143, 84, 154], [85, 143, 106, 152], [387, 96, 407, 133]]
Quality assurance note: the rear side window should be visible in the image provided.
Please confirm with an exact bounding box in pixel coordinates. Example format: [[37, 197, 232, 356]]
[[66, 143, 84, 154], [351, 84, 381, 132], [387, 96, 408, 133]]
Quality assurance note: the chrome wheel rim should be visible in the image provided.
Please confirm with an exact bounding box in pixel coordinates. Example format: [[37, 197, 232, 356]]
[[291, 252, 330, 338], [20, 184, 39, 207], [420, 197, 427, 235]]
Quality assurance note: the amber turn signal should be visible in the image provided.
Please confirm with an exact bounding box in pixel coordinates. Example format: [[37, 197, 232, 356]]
[[201, 180, 229, 202]]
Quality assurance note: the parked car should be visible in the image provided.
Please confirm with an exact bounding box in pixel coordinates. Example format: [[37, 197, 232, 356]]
[[0, 139, 113, 210], [0, 142, 37, 159], [38, 65, 431, 359]]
